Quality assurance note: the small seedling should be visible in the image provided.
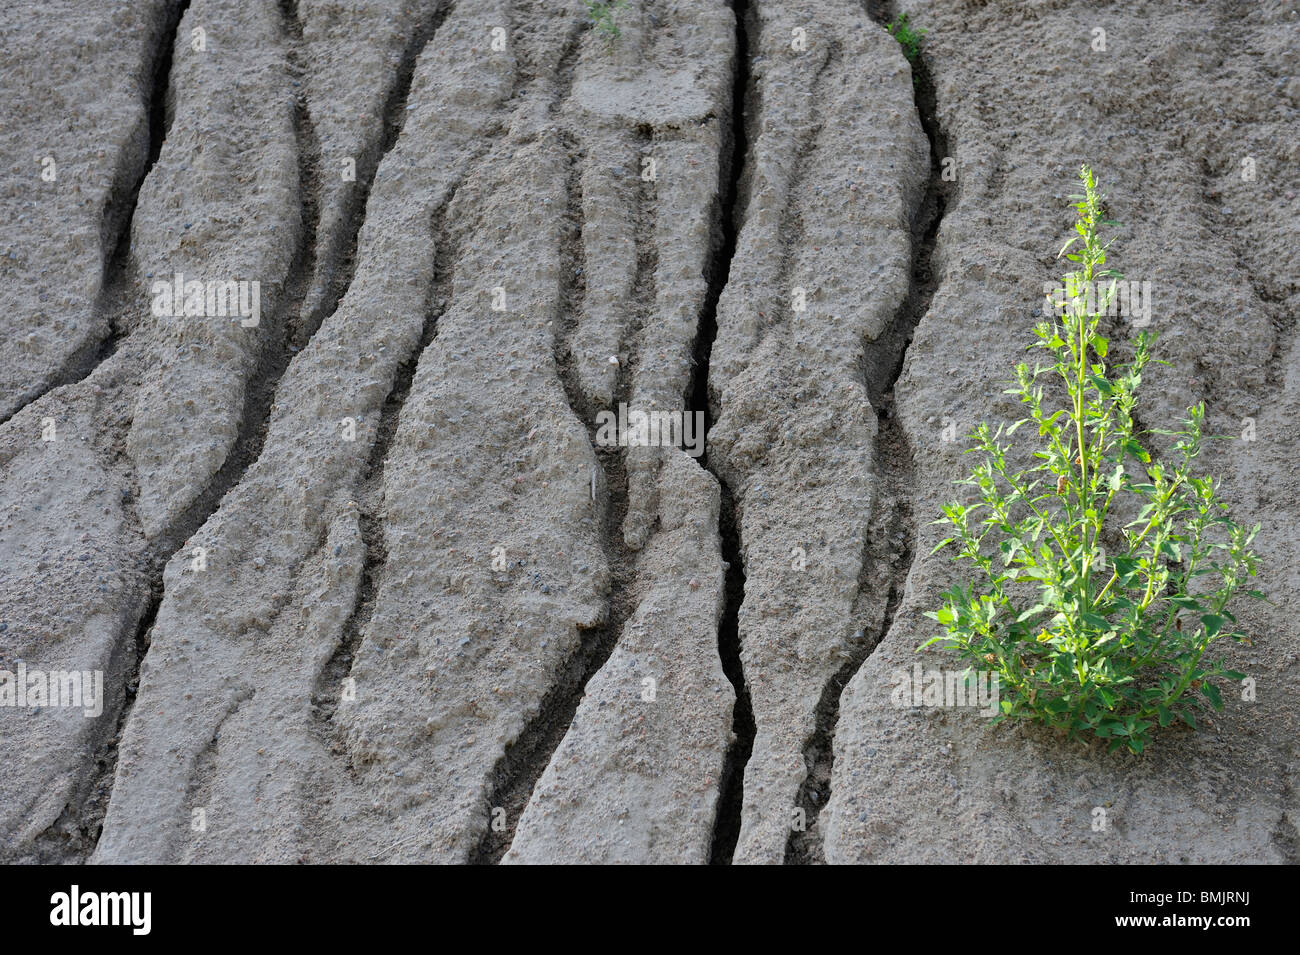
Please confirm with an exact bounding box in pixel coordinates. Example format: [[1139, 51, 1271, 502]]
[[887, 12, 926, 66], [924, 166, 1263, 755], [587, 0, 628, 42]]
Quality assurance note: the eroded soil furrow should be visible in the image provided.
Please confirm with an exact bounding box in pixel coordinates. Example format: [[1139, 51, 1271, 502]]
[[311, 200, 456, 737], [624, 126, 658, 410], [707, 486, 752, 864], [15, 0, 195, 861], [295, 0, 454, 345], [83, 0, 518, 863], [785, 591, 895, 864], [551, 136, 592, 424], [139, 4, 320, 562], [310, 517, 378, 737], [0, 0, 190, 428], [784, 0, 951, 865], [278, 0, 323, 348], [181, 688, 254, 845], [22, 582, 158, 861], [84, 0, 326, 857], [470, 596, 633, 864], [478, 134, 640, 865], [768, 47, 840, 329], [1197, 151, 1295, 394], [787, 408, 917, 862], [865, 2, 951, 357], [700, 0, 754, 866], [143, 1, 190, 171]]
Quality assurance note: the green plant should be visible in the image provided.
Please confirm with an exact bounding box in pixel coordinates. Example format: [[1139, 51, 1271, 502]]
[[887, 12, 926, 65], [924, 166, 1262, 754], [586, 0, 628, 41]]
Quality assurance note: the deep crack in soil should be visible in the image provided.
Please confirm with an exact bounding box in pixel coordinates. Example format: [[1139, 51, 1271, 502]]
[[310, 198, 458, 741], [0, 0, 192, 427], [784, 0, 953, 865], [79, 0, 326, 860], [295, 0, 455, 346], [703, 0, 755, 867], [471, 126, 640, 865]]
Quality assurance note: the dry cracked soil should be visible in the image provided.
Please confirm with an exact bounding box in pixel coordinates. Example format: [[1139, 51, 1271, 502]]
[[1, 0, 1297, 865]]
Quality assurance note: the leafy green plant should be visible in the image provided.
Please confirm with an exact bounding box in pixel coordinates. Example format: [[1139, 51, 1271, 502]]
[[887, 12, 926, 65], [924, 166, 1262, 754], [586, 0, 628, 42]]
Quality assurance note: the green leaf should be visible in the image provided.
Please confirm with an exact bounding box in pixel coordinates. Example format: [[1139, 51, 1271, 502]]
[[1080, 611, 1111, 631], [1089, 374, 1115, 397], [1123, 439, 1151, 463], [1038, 409, 1066, 435], [1016, 603, 1050, 623]]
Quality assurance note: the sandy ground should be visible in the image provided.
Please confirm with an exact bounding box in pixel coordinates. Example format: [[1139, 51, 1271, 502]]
[[1, 0, 1296, 864]]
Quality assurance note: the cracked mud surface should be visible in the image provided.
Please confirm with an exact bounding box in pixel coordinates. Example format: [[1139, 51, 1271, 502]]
[[1, 0, 1297, 864]]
